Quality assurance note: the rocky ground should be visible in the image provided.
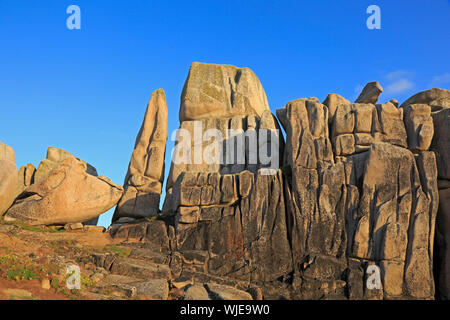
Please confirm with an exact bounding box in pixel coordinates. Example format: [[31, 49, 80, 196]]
[[0, 219, 254, 300]]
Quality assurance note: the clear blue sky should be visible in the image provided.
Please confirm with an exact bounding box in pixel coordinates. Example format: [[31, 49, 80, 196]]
[[1, 0, 449, 227]]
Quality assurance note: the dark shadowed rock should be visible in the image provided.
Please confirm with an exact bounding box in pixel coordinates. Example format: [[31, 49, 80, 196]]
[[322, 93, 350, 124], [428, 96, 450, 299], [0, 160, 17, 216]]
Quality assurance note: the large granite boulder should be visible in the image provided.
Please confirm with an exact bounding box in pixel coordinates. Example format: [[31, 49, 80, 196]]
[[165, 110, 282, 192], [400, 88, 450, 108], [355, 81, 383, 104], [34, 147, 98, 183], [171, 169, 293, 283], [0, 141, 16, 163], [113, 89, 168, 223], [431, 108, 450, 180], [322, 93, 350, 124], [24, 146, 101, 225], [179, 62, 270, 122], [0, 142, 18, 216], [4, 158, 123, 225]]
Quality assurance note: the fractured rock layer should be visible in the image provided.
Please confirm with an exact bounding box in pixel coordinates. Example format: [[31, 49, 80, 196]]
[[110, 65, 448, 300], [425, 89, 450, 299]]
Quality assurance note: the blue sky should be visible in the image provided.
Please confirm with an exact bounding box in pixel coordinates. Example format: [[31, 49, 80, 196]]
[[1, 0, 449, 227]]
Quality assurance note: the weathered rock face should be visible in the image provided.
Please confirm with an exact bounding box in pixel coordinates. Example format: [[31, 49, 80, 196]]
[[113, 89, 168, 223], [328, 101, 408, 157], [0, 160, 18, 215], [400, 88, 450, 109], [165, 110, 282, 192], [110, 63, 448, 300], [19, 147, 101, 226], [355, 81, 383, 104], [17, 163, 36, 194], [322, 93, 350, 124], [179, 62, 270, 122], [169, 169, 292, 283], [4, 158, 123, 225], [160, 63, 290, 285], [0, 141, 16, 164], [34, 147, 98, 183], [402, 104, 434, 152], [375, 102, 408, 148], [431, 108, 450, 180], [0, 142, 18, 216], [276, 92, 436, 299], [349, 143, 435, 299], [427, 93, 450, 299], [277, 98, 333, 168]]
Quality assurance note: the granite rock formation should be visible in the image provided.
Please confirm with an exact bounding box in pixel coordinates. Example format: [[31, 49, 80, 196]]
[[113, 89, 168, 223], [105, 64, 446, 300], [4, 157, 123, 225], [355, 81, 383, 104], [276, 94, 437, 299], [110, 64, 450, 300], [15, 147, 103, 226], [413, 88, 450, 300]]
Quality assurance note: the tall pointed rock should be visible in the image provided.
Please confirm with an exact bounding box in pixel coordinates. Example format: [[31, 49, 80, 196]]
[[113, 89, 168, 223]]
